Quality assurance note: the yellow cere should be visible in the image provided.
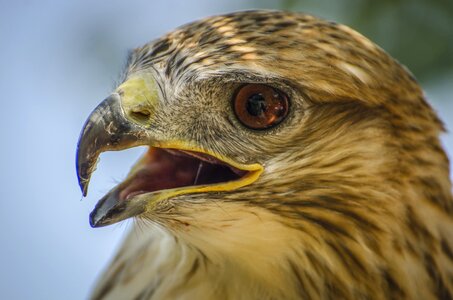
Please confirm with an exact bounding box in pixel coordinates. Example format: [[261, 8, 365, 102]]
[[116, 72, 159, 117]]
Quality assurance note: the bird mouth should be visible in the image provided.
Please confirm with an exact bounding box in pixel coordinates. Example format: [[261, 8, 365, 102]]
[[88, 145, 262, 228], [75, 92, 262, 227], [120, 147, 240, 201], [118, 147, 257, 202]]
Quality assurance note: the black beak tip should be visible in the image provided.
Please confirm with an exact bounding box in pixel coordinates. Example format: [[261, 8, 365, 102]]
[[79, 180, 88, 197], [76, 141, 90, 196], [89, 210, 104, 228], [76, 173, 88, 197], [89, 212, 96, 228]]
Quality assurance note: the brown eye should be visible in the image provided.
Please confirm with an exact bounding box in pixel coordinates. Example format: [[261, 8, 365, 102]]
[[233, 84, 289, 130]]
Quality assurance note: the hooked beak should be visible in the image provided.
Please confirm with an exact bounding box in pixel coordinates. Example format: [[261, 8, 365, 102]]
[[76, 93, 150, 227]]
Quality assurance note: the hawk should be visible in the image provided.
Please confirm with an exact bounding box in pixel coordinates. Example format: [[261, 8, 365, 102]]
[[76, 10, 453, 300]]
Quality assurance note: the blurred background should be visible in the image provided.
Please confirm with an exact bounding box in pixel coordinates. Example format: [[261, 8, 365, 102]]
[[0, 0, 451, 299]]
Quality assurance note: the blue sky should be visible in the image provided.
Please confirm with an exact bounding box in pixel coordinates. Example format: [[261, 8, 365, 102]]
[[0, 1, 451, 299]]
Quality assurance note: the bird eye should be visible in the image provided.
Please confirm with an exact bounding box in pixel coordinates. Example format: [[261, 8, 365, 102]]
[[233, 84, 289, 130]]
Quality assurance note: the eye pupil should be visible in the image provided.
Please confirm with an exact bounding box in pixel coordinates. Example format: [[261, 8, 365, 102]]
[[246, 94, 266, 116]]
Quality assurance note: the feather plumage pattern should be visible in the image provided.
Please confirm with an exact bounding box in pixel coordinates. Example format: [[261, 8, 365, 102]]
[[77, 10, 453, 300]]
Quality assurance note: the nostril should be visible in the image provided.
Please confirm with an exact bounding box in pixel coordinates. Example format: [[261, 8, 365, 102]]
[[129, 106, 151, 122], [132, 109, 150, 116]]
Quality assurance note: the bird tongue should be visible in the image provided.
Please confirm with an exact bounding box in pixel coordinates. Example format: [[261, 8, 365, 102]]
[[118, 147, 246, 201]]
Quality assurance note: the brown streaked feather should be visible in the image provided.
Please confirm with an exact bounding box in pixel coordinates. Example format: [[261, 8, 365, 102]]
[[91, 10, 453, 300]]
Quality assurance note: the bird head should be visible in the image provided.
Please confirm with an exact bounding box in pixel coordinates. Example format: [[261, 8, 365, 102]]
[[76, 11, 451, 268]]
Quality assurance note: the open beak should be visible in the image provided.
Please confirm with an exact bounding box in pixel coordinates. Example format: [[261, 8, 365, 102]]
[[76, 93, 263, 228]]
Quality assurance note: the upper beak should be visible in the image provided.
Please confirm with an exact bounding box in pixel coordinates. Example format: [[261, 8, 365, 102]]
[[76, 93, 149, 227]]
